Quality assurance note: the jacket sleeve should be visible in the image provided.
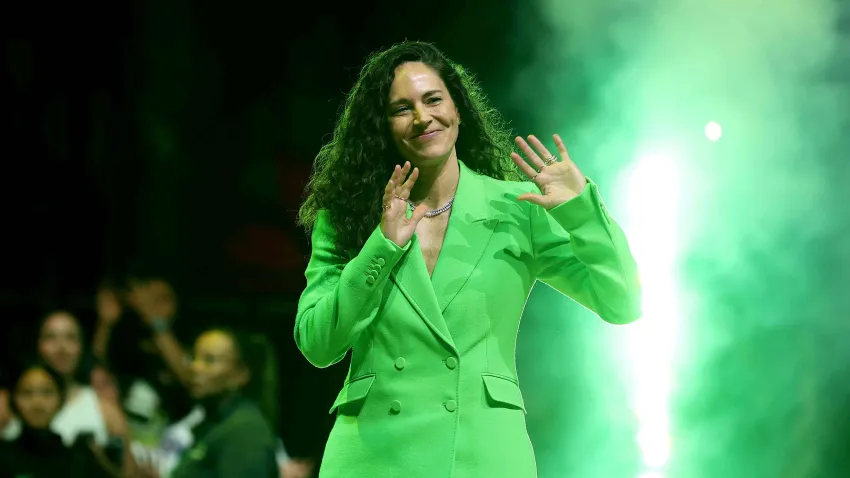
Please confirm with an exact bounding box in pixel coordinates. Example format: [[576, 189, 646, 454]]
[[294, 210, 410, 368], [529, 179, 642, 324]]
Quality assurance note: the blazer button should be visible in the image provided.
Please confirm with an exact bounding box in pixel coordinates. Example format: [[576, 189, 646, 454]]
[[445, 357, 457, 369], [375, 258, 385, 266], [390, 400, 402, 414], [394, 357, 406, 370], [366, 276, 376, 285], [445, 400, 457, 412]]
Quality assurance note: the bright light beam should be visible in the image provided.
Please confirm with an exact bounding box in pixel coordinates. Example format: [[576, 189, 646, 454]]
[[616, 152, 682, 475]]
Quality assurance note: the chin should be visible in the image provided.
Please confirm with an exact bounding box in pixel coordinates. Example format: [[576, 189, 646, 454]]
[[409, 149, 453, 166]]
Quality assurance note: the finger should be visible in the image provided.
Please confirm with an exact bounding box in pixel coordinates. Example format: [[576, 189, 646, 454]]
[[515, 136, 545, 170], [399, 161, 411, 181], [409, 202, 430, 224], [400, 167, 419, 196], [510, 152, 538, 179], [391, 162, 411, 195], [552, 134, 574, 166], [528, 135, 556, 163]]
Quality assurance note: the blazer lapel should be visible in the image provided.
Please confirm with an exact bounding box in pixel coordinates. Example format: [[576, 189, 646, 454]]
[[430, 161, 498, 313], [391, 234, 457, 352]]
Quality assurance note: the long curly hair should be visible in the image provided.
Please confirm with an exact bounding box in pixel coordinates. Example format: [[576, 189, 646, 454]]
[[298, 41, 519, 258]]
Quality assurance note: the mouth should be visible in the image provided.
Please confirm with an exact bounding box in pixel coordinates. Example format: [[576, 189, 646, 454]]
[[411, 130, 441, 140]]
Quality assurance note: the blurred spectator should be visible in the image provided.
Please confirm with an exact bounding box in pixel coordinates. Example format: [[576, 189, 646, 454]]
[[0, 370, 20, 442], [37, 311, 128, 444], [137, 328, 282, 478], [0, 361, 114, 478], [35, 310, 134, 474], [96, 279, 194, 429]]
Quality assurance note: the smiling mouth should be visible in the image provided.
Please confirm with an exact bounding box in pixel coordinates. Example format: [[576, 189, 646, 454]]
[[412, 130, 441, 140]]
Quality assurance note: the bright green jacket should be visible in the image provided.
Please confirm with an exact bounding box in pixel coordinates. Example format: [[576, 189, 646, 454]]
[[295, 160, 641, 478]]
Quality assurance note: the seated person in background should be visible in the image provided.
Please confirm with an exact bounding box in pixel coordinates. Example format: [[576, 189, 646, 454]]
[[0, 369, 21, 441], [36, 308, 135, 476], [136, 405, 313, 478], [36, 309, 129, 448], [138, 328, 280, 478], [94, 278, 194, 435], [0, 361, 115, 478]]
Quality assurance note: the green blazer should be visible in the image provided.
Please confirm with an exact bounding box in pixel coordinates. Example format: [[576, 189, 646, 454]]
[[295, 160, 641, 478]]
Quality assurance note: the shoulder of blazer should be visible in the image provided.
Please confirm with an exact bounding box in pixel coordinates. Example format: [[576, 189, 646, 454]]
[[469, 170, 536, 218]]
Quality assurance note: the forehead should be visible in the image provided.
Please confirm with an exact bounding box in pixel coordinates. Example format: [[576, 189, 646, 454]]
[[42, 313, 79, 333], [389, 62, 447, 99], [18, 369, 56, 389], [195, 331, 236, 355]]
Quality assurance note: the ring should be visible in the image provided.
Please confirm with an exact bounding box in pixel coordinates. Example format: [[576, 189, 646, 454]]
[[393, 195, 407, 201], [531, 172, 540, 181], [543, 154, 557, 166], [382, 204, 391, 211]]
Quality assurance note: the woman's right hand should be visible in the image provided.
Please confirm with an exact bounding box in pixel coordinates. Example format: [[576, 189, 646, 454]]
[[96, 286, 123, 327], [381, 161, 429, 247]]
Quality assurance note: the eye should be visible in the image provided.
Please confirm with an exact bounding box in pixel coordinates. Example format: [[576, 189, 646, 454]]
[[391, 105, 410, 115], [426, 97, 442, 105]]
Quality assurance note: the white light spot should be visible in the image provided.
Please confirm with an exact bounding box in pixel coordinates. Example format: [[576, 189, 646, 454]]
[[705, 121, 722, 142]]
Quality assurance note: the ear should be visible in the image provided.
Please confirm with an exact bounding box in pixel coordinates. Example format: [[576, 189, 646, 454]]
[[235, 366, 251, 388]]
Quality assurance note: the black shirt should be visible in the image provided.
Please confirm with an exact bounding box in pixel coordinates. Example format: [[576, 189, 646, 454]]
[[171, 395, 278, 478], [0, 426, 112, 478]]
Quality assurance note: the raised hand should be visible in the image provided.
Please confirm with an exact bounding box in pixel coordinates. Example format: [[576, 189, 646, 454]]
[[380, 161, 429, 247], [128, 279, 177, 324], [511, 134, 588, 209], [96, 286, 123, 327]]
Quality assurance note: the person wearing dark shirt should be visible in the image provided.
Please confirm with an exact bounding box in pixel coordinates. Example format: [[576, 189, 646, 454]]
[[0, 361, 114, 478], [167, 328, 279, 478]]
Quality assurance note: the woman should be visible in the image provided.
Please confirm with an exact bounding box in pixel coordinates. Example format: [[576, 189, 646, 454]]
[[161, 328, 279, 478], [0, 362, 113, 477], [132, 322, 312, 478], [295, 41, 643, 477], [37, 310, 128, 447]]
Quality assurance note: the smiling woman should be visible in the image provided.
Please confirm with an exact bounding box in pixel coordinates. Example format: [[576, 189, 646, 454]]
[[295, 41, 642, 478], [387, 62, 461, 169], [0, 362, 113, 478]]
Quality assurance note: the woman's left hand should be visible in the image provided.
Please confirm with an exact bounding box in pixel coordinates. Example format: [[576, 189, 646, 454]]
[[511, 134, 588, 210]]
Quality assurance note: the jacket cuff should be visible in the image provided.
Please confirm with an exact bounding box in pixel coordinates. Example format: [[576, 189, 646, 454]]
[[544, 178, 607, 231], [349, 225, 411, 287]]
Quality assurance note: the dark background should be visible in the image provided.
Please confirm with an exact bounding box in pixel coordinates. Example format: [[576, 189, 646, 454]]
[[0, 0, 575, 460]]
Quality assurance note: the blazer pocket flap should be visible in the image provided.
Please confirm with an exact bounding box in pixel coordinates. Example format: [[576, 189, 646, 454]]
[[482, 373, 526, 412], [329, 374, 376, 414]]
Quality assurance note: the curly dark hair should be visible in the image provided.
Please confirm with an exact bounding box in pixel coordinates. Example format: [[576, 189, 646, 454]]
[[298, 41, 520, 257]]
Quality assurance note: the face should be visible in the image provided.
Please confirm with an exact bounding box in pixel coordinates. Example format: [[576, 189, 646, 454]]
[[38, 312, 82, 377], [387, 61, 461, 167], [189, 331, 248, 399], [14, 368, 62, 429]]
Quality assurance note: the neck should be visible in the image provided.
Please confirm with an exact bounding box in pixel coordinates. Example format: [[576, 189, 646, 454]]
[[409, 151, 460, 208], [200, 390, 240, 417]]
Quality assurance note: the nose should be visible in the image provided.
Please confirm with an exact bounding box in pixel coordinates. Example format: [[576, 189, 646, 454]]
[[412, 106, 432, 126], [190, 359, 204, 375]]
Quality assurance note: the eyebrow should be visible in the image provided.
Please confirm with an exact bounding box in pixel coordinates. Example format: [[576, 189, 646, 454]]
[[388, 89, 443, 107]]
